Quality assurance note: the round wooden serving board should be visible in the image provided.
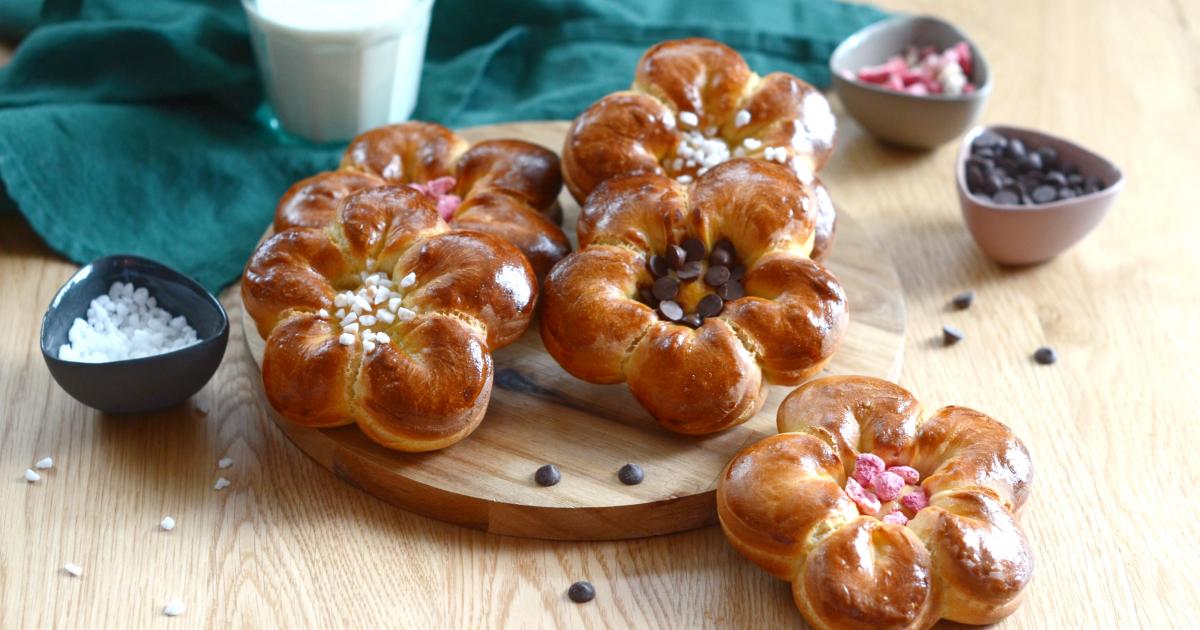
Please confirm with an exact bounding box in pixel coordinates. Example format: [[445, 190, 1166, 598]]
[[239, 121, 906, 541]]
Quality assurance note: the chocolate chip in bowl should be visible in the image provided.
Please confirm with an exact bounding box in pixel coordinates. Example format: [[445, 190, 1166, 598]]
[[830, 15, 992, 149], [957, 124, 1125, 265]]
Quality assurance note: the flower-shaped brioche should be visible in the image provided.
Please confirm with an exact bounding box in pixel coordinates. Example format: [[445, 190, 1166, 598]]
[[717, 376, 1034, 630], [243, 185, 538, 452], [276, 121, 570, 278], [539, 158, 847, 434], [562, 38, 839, 258]]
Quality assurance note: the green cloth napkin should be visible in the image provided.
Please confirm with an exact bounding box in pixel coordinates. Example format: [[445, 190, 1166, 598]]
[[0, 0, 885, 292]]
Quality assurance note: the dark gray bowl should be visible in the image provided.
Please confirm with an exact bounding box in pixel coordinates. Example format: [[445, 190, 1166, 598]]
[[831, 15, 992, 149], [40, 255, 229, 414]]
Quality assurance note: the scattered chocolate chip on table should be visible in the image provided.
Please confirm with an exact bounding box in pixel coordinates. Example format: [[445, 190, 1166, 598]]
[[567, 581, 596, 603], [1034, 346, 1059, 365], [952, 290, 975, 310], [942, 325, 965, 346]]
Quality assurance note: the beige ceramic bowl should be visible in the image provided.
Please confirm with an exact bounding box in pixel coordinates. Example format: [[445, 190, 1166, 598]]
[[830, 15, 991, 149], [957, 125, 1125, 265]]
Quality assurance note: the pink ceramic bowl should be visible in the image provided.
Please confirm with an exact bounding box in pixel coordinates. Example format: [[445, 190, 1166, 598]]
[[957, 125, 1124, 265]]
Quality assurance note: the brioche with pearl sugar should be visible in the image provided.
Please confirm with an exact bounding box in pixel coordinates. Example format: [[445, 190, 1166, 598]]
[[243, 185, 537, 452], [562, 38, 839, 258], [539, 158, 847, 434], [717, 376, 1034, 630], [276, 121, 570, 278]]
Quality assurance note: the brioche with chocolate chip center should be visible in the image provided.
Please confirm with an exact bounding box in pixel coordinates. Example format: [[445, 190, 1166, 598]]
[[637, 236, 746, 327]]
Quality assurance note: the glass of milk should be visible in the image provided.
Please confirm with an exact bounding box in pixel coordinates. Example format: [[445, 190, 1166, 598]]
[[242, 0, 434, 143]]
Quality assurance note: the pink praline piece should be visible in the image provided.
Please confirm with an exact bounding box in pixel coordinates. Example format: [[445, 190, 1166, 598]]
[[844, 477, 881, 515], [872, 471, 905, 502], [852, 453, 886, 486]]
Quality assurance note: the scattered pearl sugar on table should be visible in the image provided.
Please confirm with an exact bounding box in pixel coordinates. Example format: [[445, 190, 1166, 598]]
[[24, 468, 40, 482], [57, 281, 200, 362], [35, 456, 53, 469], [162, 598, 186, 617], [160, 516, 176, 531], [63, 563, 83, 577]]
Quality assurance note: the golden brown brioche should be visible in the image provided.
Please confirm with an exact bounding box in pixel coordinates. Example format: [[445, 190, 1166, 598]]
[[562, 38, 838, 258], [717, 376, 1034, 629], [540, 159, 847, 434], [244, 185, 537, 452], [275, 121, 570, 279]]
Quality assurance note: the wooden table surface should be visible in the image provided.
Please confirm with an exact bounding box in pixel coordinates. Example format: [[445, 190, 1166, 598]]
[[2, 0, 1198, 627]]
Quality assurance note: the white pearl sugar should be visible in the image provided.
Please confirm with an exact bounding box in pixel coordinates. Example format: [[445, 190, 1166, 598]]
[[35, 457, 53, 469], [63, 563, 83, 577], [163, 598, 186, 617], [24, 468, 40, 482], [57, 282, 200, 362], [160, 516, 176, 531]]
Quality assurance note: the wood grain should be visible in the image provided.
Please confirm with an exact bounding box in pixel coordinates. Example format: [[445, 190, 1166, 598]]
[[239, 122, 905, 540], [3, 0, 1200, 626]]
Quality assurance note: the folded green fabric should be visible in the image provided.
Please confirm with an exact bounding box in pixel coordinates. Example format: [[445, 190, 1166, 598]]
[[0, 0, 885, 292]]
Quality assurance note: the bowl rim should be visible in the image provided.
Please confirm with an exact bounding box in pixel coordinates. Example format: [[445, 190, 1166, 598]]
[[830, 14, 993, 103], [40, 254, 230, 366], [955, 124, 1126, 212]]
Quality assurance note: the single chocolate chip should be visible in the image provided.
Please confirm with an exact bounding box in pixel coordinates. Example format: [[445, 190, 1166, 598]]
[[1034, 346, 1058, 365], [712, 237, 734, 256], [1036, 146, 1058, 169], [618, 463, 644, 485], [967, 165, 984, 192], [942, 325, 965, 346], [1017, 174, 1040, 194], [709, 247, 733, 268], [1057, 187, 1077, 200], [1067, 172, 1084, 185], [992, 189, 1020, 205], [697, 294, 724, 318], [972, 131, 1007, 151], [1020, 152, 1044, 173], [984, 173, 1003, 195], [647, 254, 668, 278], [1084, 175, 1102, 193], [1044, 171, 1067, 187], [1005, 138, 1026, 160], [975, 146, 997, 159], [951, 290, 975, 310], [717, 280, 745, 301], [568, 581, 596, 603], [638, 287, 657, 306], [676, 260, 703, 281], [652, 275, 680, 301], [681, 237, 706, 263], [658, 300, 683, 321], [681, 313, 702, 328], [1031, 185, 1058, 204], [704, 265, 731, 287], [1064, 163, 1080, 176], [535, 464, 561, 487], [729, 264, 746, 281], [665, 244, 686, 270]]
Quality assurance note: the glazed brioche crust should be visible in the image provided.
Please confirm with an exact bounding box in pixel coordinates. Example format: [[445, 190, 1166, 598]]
[[717, 376, 1034, 630], [563, 38, 837, 257], [244, 186, 537, 452], [275, 122, 570, 278], [539, 159, 848, 434]]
